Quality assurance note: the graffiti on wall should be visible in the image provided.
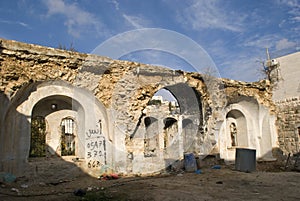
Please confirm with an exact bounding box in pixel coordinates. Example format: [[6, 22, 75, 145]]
[[85, 119, 106, 168]]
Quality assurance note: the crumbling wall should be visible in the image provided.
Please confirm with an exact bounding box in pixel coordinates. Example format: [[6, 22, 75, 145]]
[[0, 39, 83, 98], [222, 79, 274, 111], [0, 38, 280, 175]]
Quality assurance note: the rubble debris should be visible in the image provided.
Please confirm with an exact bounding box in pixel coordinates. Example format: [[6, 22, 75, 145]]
[[98, 173, 119, 180], [20, 184, 28, 188], [11, 187, 20, 195]]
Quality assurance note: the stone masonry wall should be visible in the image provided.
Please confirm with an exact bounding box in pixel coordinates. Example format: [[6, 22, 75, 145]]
[[275, 97, 300, 154], [269, 52, 300, 156], [0, 39, 83, 98], [0, 38, 278, 170]]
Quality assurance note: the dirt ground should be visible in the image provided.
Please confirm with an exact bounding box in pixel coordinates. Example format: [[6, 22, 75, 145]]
[[0, 159, 300, 201]]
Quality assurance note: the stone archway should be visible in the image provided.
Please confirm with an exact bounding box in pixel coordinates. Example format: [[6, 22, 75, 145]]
[[219, 108, 250, 162], [60, 117, 76, 156], [226, 109, 248, 147], [163, 117, 178, 149], [29, 116, 47, 157], [1, 80, 110, 176], [31, 95, 81, 157], [144, 117, 159, 157]]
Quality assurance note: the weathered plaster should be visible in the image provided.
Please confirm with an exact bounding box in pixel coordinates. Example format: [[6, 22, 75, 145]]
[[0, 38, 285, 176]]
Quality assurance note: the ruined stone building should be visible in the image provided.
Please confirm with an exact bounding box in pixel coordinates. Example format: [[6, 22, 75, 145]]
[[0, 38, 299, 176], [271, 52, 300, 155]]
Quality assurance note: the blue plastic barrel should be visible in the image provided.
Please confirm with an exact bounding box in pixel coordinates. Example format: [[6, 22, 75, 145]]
[[184, 153, 197, 172]]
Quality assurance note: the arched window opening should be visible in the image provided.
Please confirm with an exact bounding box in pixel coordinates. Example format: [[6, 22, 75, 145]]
[[163, 117, 178, 149], [230, 123, 237, 147], [164, 117, 177, 129], [30, 116, 46, 157], [61, 118, 75, 156], [144, 117, 158, 157], [226, 110, 248, 147], [147, 89, 179, 114]]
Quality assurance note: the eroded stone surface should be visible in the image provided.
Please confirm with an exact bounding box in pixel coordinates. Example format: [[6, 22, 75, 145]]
[[0, 38, 297, 176]]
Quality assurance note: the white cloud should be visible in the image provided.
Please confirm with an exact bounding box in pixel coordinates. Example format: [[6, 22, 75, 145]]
[[110, 0, 120, 10], [275, 38, 297, 50], [243, 34, 281, 49], [122, 14, 149, 29], [220, 55, 264, 82], [277, 0, 300, 23], [277, 0, 299, 7], [178, 0, 244, 32], [0, 19, 30, 28], [44, 0, 106, 38], [292, 16, 300, 22]]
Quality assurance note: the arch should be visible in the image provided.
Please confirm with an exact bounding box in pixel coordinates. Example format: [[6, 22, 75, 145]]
[[144, 116, 158, 128], [164, 117, 177, 129], [31, 95, 80, 118], [182, 118, 196, 152], [223, 98, 259, 149], [30, 94, 81, 157], [144, 117, 159, 157], [182, 118, 193, 128], [163, 117, 178, 149], [29, 116, 47, 157], [142, 82, 203, 163], [219, 98, 277, 162], [60, 117, 76, 156], [1, 80, 109, 176], [164, 83, 202, 117], [147, 83, 203, 123], [226, 109, 248, 147]]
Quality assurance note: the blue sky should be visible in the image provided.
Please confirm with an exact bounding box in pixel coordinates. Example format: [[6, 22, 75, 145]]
[[0, 0, 299, 82]]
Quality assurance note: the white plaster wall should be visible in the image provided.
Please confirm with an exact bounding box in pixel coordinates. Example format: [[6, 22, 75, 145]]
[[219, 99, 271, 162], [110, 115, 127, 174], [272, 52, 300, 101], [8, 81, 111, 176], [257, 104, 277, 160], [46, 110, 77, 156], [125, 114, 185, 174]]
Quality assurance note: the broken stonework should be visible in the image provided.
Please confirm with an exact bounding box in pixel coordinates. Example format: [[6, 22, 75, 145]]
[[0, 38, 297, 177]]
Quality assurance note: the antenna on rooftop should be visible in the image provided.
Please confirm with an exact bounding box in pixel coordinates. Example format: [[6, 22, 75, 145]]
[[266, 48, 271, 60]]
